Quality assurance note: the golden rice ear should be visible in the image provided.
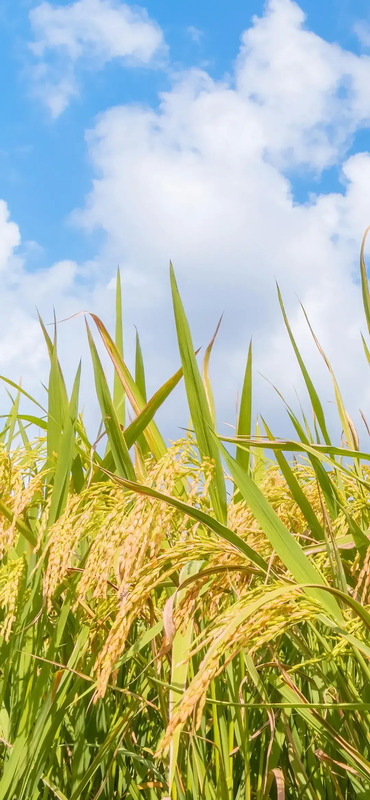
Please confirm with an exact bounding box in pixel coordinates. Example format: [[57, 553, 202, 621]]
[[0, 557, 25, 641], [157, 584, 320, 754], [163, 592, 176, 647], [0, 233, 368, 797]]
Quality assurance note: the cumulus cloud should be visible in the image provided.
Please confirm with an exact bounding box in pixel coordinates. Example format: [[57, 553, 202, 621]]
[[0, 203, 51, 381], [0, 197, 174, 439], [74, 0, 370, 436], [29, 0, 166, 116], [4, 0, 370, 440], [0, 202, 106, 432], [354, 20, 370, 49], [0, 201, 21, 272], [235, 0, 370, 169]]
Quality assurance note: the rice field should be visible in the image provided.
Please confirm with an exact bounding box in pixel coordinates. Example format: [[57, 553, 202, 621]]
[[0, 236, 368, 799]]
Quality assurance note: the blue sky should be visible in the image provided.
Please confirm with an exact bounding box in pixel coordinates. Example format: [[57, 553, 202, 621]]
[[2, 0, 370, 265], [0, 0, 370, 438]]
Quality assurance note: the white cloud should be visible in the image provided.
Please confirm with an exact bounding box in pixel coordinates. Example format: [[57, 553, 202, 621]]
[[0, 204, 50, 380], [0, 201, 20, 271], [187, 26, 203, 45], [74, 0, 370, 437], [354, 20, 370, 49], [0, 203, 93, 420], [0, 198, 167, 439], [0, 205, 75, 377], [3, 0, 370, 442], [29, 0, 166, 116], [235, 0, 370, 169]]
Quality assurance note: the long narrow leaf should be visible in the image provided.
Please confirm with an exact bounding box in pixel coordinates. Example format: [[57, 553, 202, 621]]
[[360, 226, 370, 336], [86, 321, 135, 481], [170, 263, 227, 522], [236, 340, 252, 475], [219, 434, 370, 491], [48, 363, 81, 526], [300, 303, 359, 452], [113, 268, 125, 428], [124, 363, 184, 450], [261, 417, 325, 542], [98, 466, 270, 574], [215, 440, 342, 621], [202, 315, 222, 424], [90, 313, 167, 460], [277, 284, 331, 446]]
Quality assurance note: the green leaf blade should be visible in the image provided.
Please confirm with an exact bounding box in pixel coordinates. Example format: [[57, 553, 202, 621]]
[[170, 263, 227, 523]]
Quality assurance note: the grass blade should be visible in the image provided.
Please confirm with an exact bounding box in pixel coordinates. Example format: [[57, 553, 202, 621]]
[[202, 315, 222, 424], [86, 321, 135, 481], [219, 435, 370, 491], [124, 364, 184, 450], [215, 440, 342, 621], [90, 313, 167, 460], [48, 362, 81, 526], [134, 328, 149, 459], [261, 417, 325, 542], [277, 284, 331, 446], [360, 226, 370, 336], [169, 560, 203, 792], [5, 387, 21, 452], [236, 340, 252, 476], [361, 333, 370, 365], [98, 466, 269, 574], [113, 268, 125, 428], [46, 341, 69, 478], [134, 328, 147, 403], [300, 303, 359, 452], [170, 263, 227, 522]]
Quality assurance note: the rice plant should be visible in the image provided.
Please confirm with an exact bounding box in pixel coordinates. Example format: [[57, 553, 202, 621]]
[[0, 233, 368, 798]]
